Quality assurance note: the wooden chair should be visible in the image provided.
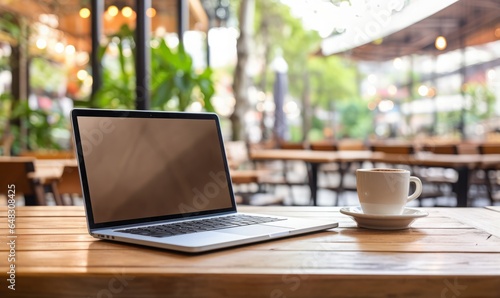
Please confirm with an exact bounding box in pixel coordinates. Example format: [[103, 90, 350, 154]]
[[479, 143, 500, 155], [371, 143, 448, 204], [421, 144, 458, 155], [273, 141, 309, 202], [370, 143, 415, 168], [419, 143, 467, 204], [371, 143, 415, 155], [225, 141, 253, 170], [279, 141, 308, 150], [309, 141, 337, 151], [337, 139, 366, 151], [0, 159, 46, 205], [478, 143, 500, 205], [245, 140, 309, 204], [50, 165, 82, 205], [309, 141, 343, 203], [225, 141, 285, 206], [308, 139, 366, 206]]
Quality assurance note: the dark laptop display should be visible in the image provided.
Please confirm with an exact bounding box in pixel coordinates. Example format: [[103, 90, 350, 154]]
[[72, 110, 235, 228]]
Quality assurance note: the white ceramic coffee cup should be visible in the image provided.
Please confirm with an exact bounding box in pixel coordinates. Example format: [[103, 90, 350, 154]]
[[356, 168, 422, 215]]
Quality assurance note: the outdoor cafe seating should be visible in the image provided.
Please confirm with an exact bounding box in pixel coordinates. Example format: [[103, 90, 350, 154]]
[[1, 0, 500, 296]]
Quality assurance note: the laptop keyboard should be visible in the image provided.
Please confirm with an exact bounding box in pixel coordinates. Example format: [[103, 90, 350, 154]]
[[117, 214, 286, 238]]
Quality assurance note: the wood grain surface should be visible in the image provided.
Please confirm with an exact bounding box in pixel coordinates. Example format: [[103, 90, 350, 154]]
[[0, 206, 499, 297]]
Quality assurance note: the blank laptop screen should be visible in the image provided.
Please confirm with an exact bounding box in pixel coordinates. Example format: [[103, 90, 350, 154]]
[[77, 116, 233, 224]]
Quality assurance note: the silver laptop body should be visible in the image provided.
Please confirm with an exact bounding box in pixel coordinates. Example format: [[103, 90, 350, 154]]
[[71, 109, 337, 253]]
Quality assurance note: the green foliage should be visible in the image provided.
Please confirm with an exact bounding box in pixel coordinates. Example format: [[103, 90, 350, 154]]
[[465, 83, 495, 120], [0, 13, 21, 39], [307, 128, 325, 141], [255, 0, 321, 96], [30, 57, 68, 94], [0, 14, 70, 152], [0, 93, 12, 136], [308, 56, 358, 109], [253, 0, 362, 140], [93, 24, 215, 112], [338, 100, 374, 139], [288, 125, 303, 142], [151, 40, 215, 111], [9, 99, 66, 153], [92, 25, 136, 109]]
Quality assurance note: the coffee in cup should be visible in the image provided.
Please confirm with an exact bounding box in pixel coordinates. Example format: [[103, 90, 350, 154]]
[[356, 168, 422, 215]]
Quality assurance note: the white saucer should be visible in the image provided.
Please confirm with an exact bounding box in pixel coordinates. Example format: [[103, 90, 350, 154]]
[[340, 207, 428, 230]]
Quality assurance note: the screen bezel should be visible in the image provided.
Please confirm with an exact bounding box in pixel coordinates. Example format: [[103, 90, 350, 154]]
[[71, 108, 237, 230]]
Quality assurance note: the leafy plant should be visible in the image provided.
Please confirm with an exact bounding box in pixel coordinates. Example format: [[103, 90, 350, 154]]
[[93, 24, 215, 112], [338, 100, 373, 139], [464, 83, 495, 121], [1, 96, 66, 154], [92, 25, 136, 109], [0, 93, 12, 138], [151, 40, 214, 111]]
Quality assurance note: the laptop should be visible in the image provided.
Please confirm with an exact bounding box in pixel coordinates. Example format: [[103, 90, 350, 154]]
[[71, 108, 337, 253]]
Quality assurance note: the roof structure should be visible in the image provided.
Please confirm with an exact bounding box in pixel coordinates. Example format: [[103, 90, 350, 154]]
[[320, 0, 500, 61], [0, 0, 208, 52]]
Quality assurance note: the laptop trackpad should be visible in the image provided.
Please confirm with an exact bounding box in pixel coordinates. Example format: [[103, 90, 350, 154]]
[[219, 225, 290, 236]]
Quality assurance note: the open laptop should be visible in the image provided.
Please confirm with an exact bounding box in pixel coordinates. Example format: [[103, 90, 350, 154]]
[[71, 108, 337, 253]]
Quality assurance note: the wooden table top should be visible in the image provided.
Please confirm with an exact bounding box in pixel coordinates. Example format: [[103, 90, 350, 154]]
[[250, 149, 500, 169], [1, 206, 499, 297], [31, 159, 78, 182], [0, 157, 77, 183]]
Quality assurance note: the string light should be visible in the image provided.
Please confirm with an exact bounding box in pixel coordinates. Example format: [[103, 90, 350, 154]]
[[495, 27, 500, 39], [65, 45, 76, 55], [418, 85, 429, 97], [107, 5, 119, 17], [54, 42, 65, 54], [435, 35, 447, 50], [36, 38, 47, 49], [79, 8, 90, 19], [122, 6, 133, 18], [146, 8, 156, 18], [77, 69, 88, 81]]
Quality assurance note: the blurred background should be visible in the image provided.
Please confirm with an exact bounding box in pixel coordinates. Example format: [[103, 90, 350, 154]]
[[1, 0, 500, 207], [0, 0, 498, 153]]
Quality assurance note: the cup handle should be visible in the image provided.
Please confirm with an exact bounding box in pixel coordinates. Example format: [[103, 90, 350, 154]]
[[407, 176, 422, 203]]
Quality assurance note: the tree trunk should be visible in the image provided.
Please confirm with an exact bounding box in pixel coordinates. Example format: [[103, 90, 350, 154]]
[[230, 0, 254, 141], [301, 71, 311, 142]]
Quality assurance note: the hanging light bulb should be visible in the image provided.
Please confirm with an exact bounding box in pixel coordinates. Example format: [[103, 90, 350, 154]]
[[79, 8, 90, 18], [122, 6, 133, 18], [146, 8, 156, 18], [107, 5, 119, 17], [435, 35, 447, 50]]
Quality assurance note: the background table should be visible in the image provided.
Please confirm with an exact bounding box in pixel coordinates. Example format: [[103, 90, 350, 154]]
[[250, 149, 500, 206], [1, 206, 499, 297]]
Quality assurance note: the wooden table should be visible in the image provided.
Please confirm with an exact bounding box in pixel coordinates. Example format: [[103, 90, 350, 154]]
[[30, 159, 78, 182], [250, 150, 372, 206], [0, 206, 499, 297], [0, 157, 76, 178], [250, 149, 500, 207]]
